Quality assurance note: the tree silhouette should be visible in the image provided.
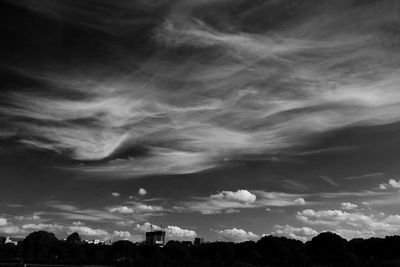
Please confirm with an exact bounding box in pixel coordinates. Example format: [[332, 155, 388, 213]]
[[307, 231, 347, 266], [0, 230, 397, 266], [22, 231, 59, 263], [66, 232, 81, 245]]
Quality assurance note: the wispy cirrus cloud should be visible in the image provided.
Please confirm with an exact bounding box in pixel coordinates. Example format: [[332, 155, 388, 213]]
[[108, 202, 164, 215], [44, 200, 165, 227], [1, 0, 400, 178], [22, 223, 64, 232], [45, 201, 123, 222]]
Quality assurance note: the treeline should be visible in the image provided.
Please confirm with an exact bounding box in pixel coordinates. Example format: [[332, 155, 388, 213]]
[[1, 231, 400, 267]]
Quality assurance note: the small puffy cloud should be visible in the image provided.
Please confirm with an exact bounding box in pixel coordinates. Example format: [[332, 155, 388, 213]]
[[0, 219, 25, 235], [0, 218, 7, 226], [379, 184, 387, 190], [135, 222, 160, 232], [389, 179, 400, 188], [271, 224, 318, 242], [113, 231, 132, 240], [378, 179, 400, 190], [294, 198, 306, 205], [135, 222, 196, 240], [112, 192, 120, 197], [0, 225, 24, 235], [216, 228, 259, 242], [341, 202, 358, 210], [138, 188, 147, 196], [166, 226, 197, 240], [69, 225, 109, 237], [383, 215, 400, 224], [211, 190, 256, 204]]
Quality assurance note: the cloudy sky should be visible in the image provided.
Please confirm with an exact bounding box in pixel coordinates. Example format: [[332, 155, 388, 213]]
[[1, 0, 400, 243]]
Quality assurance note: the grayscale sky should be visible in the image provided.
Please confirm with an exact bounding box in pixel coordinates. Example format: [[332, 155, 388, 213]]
[[1, 0, 400, 243]]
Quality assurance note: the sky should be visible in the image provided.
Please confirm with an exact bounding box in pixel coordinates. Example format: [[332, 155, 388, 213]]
[[1, 0, 400, 243]]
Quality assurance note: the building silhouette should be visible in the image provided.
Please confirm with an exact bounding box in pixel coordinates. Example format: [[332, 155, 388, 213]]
[[0, 236, 23, 246], [194, 237, 204, 246], [146, 230, 165, 246]]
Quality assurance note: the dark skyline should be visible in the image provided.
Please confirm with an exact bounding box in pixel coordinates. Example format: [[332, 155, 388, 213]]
[[1, 0, 400, 243]]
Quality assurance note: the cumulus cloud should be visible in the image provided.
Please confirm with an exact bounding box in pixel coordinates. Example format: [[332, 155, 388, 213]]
[[388, 179, 400, 188], [378, 179, 400, 190], [341, 202, 358, 210], [297, 209, 362, 226], [0, 218, 25, 235], [271, 224, 318, 242], [135, 222, 196, 241], [210, 190, 256, 204], [165, 226, 197, 240], [216, 228, 259, 242], [2, 1, 400, 178], [333, 228, 375, 240], [113, 231, 132, 240], [176, 190, 308, 214], [297, 208, 400, 238], [379, 184, 388, 190], [138, 188, 147, 196], [135, 222, 158, 232], [68, 225, 109, 237], [111, 192, 120, 197], [0, 225, 24, 235], [1, 214, 133, 240], [0, 218, 7, 226], [294, 198, 306, 205]]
